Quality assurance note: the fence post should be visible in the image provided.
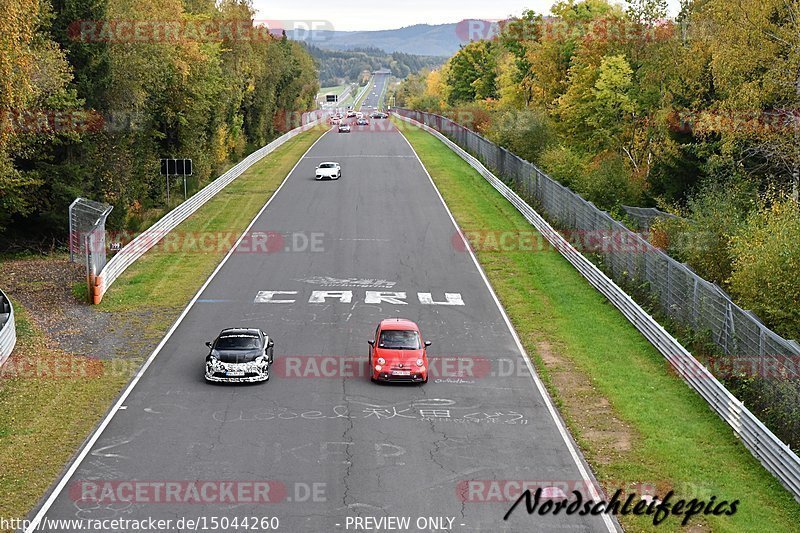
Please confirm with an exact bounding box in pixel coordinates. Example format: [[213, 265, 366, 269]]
[[85, 234, 95, 304]]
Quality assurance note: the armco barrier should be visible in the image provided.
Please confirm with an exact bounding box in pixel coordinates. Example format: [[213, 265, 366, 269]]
[[393, 111, 800, 502], [0, 289, 16, 364], [91, 111, 327, 304]]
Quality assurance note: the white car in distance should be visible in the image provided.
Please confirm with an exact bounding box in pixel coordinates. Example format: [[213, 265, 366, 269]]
[[315, 162, 341, 180]]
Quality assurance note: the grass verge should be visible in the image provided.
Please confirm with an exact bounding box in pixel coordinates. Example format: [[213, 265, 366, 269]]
[[396, 118, 800, 532], [0, 304, 132, 527], [0, 127, 324, 527]]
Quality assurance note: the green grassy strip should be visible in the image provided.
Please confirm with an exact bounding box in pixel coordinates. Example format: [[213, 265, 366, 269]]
[[319, 84, 348, 95], [396, 119, 800, 532], [0, 127, 323, 528]]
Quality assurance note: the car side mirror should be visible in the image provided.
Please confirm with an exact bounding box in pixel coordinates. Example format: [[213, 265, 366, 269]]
[[424, 341, 432, 347], [205, 342, 212, 348], [268, 339, 274, 348], [368, 340, 375, 346]]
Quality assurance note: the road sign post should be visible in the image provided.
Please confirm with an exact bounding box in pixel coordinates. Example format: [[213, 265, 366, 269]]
[[160, 158, 193, 203]]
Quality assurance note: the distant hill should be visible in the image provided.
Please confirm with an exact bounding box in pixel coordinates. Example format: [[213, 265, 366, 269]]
[[306, 45, 445, 86], [287, 20, 493, 57]]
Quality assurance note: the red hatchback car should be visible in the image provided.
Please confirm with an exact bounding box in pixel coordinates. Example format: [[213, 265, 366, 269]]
[[368, 318, 431, 383]]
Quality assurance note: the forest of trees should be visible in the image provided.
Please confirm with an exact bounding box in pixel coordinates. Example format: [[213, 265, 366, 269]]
[[307, 45, 444, 86], [0, 0, 318, 245], [394, 0, 800, 341]]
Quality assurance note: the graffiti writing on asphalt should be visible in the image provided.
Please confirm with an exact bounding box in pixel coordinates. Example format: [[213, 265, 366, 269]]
[[211, 398, 527, 425]]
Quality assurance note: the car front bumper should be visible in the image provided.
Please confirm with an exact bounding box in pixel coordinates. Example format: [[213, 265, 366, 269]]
[[371, 369, 427, 383], [205, 364, 270, 383]]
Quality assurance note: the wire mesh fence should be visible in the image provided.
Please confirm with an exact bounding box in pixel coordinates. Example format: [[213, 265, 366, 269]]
[[69, 198, 113, 298], [69, 197, 113, 265], [396, 108, 800, 448], [621, 205, 683, 230]]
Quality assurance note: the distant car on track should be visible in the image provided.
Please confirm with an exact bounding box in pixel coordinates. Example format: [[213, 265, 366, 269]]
[[315, 161, 341, 180], [368, 318, 430, 383], [205, 328, 274, 383], [356, 118, 369, 126], [338, 123, 351, 133]]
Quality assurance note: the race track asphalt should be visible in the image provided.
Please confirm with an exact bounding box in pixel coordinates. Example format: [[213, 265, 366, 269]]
[[359, 74, 387, 111], [27, 115, 619, 533]]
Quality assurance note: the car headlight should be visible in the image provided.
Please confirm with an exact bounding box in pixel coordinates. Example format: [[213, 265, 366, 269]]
[[377, 357, 386, 365], [207, 356, 222, 371], [256, 356, 269, 367], [416, 359, 424, 367], [375, 365, 382, 372]]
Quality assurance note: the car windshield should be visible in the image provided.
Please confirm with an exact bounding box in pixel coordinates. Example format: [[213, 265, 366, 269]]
[[319, 163, 336, 168], [379, 330, 420, 349], [215, 335, 260, 350]]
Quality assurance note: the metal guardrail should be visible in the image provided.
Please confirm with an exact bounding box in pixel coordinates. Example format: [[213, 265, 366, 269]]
[[0, 289, 16, 364], [394, 111, 800, 502], [91, 111, 328, 304]]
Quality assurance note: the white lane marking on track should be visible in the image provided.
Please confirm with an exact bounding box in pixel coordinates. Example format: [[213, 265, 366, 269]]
[[23, 128, 332, 533], [395, 124, 619, 533], [254, 290, 297, 303], [333, 238, 391, 242]]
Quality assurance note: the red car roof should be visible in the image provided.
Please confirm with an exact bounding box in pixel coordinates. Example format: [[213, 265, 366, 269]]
[[378, 318, 419, 331]]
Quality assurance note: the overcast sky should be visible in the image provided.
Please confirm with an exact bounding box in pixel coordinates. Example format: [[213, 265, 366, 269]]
[[252, 0, 683, 32]]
